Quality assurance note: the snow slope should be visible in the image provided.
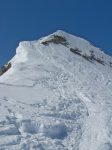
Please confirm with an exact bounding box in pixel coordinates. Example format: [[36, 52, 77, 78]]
[[0, 30, 112, 150]]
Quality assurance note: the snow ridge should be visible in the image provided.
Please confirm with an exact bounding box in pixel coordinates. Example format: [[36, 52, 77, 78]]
[[0, 30, 112, 150]]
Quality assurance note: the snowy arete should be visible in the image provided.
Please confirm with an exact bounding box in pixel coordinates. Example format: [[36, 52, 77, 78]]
[[0, 30, 112, 150]]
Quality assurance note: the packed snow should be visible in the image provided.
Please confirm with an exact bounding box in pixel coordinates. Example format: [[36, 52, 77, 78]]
[[0, 30, 112, 150]]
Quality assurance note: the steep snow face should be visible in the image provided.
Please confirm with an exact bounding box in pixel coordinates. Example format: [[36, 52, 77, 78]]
[[0, 30, 112, 150]]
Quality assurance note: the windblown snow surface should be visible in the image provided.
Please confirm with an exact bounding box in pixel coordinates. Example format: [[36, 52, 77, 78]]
[[0, 30, 112, 150]]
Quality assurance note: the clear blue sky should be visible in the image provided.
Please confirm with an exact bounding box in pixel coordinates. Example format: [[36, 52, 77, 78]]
[[0, 0, 112, 66]]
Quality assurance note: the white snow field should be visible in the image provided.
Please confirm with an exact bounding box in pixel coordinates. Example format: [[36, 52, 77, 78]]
[[0, 30, 112, 150]]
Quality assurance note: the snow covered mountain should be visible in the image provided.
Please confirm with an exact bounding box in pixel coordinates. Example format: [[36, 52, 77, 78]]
[[0, 30, 112, 150]]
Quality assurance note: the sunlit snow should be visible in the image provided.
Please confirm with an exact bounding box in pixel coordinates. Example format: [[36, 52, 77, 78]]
[[0, 30, 112, 150]]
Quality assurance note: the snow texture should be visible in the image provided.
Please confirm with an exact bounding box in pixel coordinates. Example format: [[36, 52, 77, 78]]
[[0, 30, 112, 150]]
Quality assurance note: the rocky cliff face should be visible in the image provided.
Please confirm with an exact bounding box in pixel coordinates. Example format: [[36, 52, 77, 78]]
[[0, 63, 11, 76], [0, 30, 112, 150]]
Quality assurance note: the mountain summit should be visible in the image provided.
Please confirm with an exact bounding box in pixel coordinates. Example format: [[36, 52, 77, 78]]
[[0, 30, 112, 150]]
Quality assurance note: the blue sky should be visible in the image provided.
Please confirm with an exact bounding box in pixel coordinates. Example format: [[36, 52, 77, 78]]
[[0, 0, 112, 66]]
